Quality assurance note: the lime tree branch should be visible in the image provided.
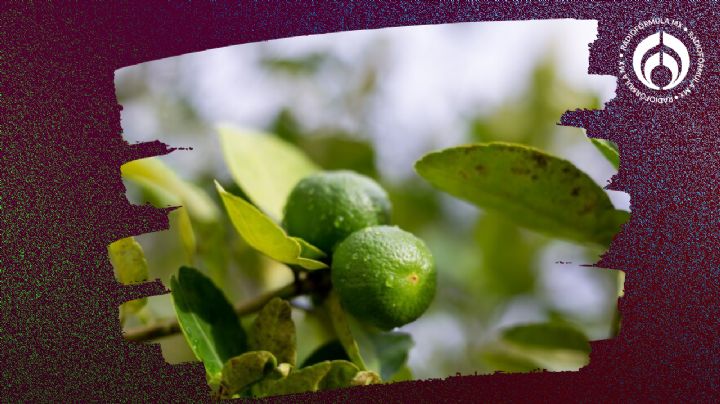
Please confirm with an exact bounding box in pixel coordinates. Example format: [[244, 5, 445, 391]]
[[123, 269, 327, 343]]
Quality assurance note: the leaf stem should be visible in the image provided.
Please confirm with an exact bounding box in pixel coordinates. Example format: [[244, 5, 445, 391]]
[[123, 270, 326, 343], [325, 291, 367, 371]]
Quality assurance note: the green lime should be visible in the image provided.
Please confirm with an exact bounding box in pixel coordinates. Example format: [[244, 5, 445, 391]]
[[331, 225, 436, 330], [282, 170, 391, 253]]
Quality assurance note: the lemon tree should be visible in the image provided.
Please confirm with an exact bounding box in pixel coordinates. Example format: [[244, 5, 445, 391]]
[[119, 123, 625, 398]]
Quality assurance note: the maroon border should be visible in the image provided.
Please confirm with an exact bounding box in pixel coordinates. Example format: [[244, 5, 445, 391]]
[[2, 1, 718, 401]]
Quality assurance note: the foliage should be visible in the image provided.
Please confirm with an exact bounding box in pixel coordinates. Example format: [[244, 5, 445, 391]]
[[248, 298, 297, 366], [171, 269, 381, 398], [108, 237, 149, 322], [591, 139, 620, 170], [415, 142, 628, 246], [120, 110, 624, 396], [121, 157, 219, 223], [117, 46, 628, 395], [215, 181, 326, 270], [163, 128, 419, 397], [499, 322, 591, 371], [218, 125, 319, 221], [170, 266, 247, 381]]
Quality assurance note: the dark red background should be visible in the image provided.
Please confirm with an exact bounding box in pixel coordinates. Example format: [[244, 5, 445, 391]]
[[2, 2, 718, 401]]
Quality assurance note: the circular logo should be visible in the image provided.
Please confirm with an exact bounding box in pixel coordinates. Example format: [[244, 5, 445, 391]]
[[618, 18, 704, 103]]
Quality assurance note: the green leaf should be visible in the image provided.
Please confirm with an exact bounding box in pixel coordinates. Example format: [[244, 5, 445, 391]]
[[300, 135, 378, 178], [215, 181, 326, 270], [591, 138, 620, 170], [415, 142, 628, 246], [301, 340, 350, 368], [269, 109, 378, 177], [293, 237, 327, 262], [170, 206, 196, 264], [249, 298, 297, 366], [475, 213, 538, 297], [329, 308, 412, 382], [108, 237, 149, 285], [220, 351, 277, 398], [367, 332, 413, 381], [325, 291, 367, 371], [500, 322, 590, 371], [218, 124, 319, 221], [250, 361, 329, 397], [388, 365, 413, 382], [479, 350, 541, 373], [318, 361, 361, 390], [170, 266, 247, 379], [251, 360, 361, 397], [121, 157, 219, 222], [108, 237, 149, 316], [350, 370, 382, 386]]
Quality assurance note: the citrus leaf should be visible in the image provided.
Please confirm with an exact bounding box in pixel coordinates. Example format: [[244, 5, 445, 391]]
[[299, 135, 378, 178], [351, 370, 382, 386], [121, 157, 219, 222], [293, 237, 327, 262], [108, 237, 149, 285], [108, 237, 149, 315], [368, 331, 413, 381], [326, 291, 367, 370], [218, 124, 319, 221], [220, 351, 277, 398], [480, 350, 541, 373], [590, 138, 620, 170], [500, 322, 590, 371], [250, 360, 361, 397], [475, 213, 538, 297], [215, 181, 326, 270], [344, 317, 413, 381], [318, 360, 361, 390], [249, 298, 297, 366], [250, 362, 331, 397], [415, 143, 628, 245], [170, 266, 247, 379], [170, 206, 196, 264]]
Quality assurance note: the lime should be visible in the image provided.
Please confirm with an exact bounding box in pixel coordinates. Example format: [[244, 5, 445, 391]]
[[331, 225, 436, 330], [282, 170, 391, 253]]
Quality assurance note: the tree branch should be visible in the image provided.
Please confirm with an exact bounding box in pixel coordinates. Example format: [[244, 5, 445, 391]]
[[123, 282, 300, 343]]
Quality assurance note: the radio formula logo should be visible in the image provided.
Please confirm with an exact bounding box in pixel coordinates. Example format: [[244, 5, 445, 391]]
[[619, 18, 704, 103]]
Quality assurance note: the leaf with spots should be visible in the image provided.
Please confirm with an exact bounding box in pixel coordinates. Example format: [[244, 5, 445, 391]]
[[250, 360, 364, 397], [249, 298, 297, 366], [415, 142, 628, 246], [220, 351, 277, 398]]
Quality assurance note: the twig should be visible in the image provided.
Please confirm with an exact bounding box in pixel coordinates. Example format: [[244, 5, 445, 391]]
[[123, 282, 301, 343]]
